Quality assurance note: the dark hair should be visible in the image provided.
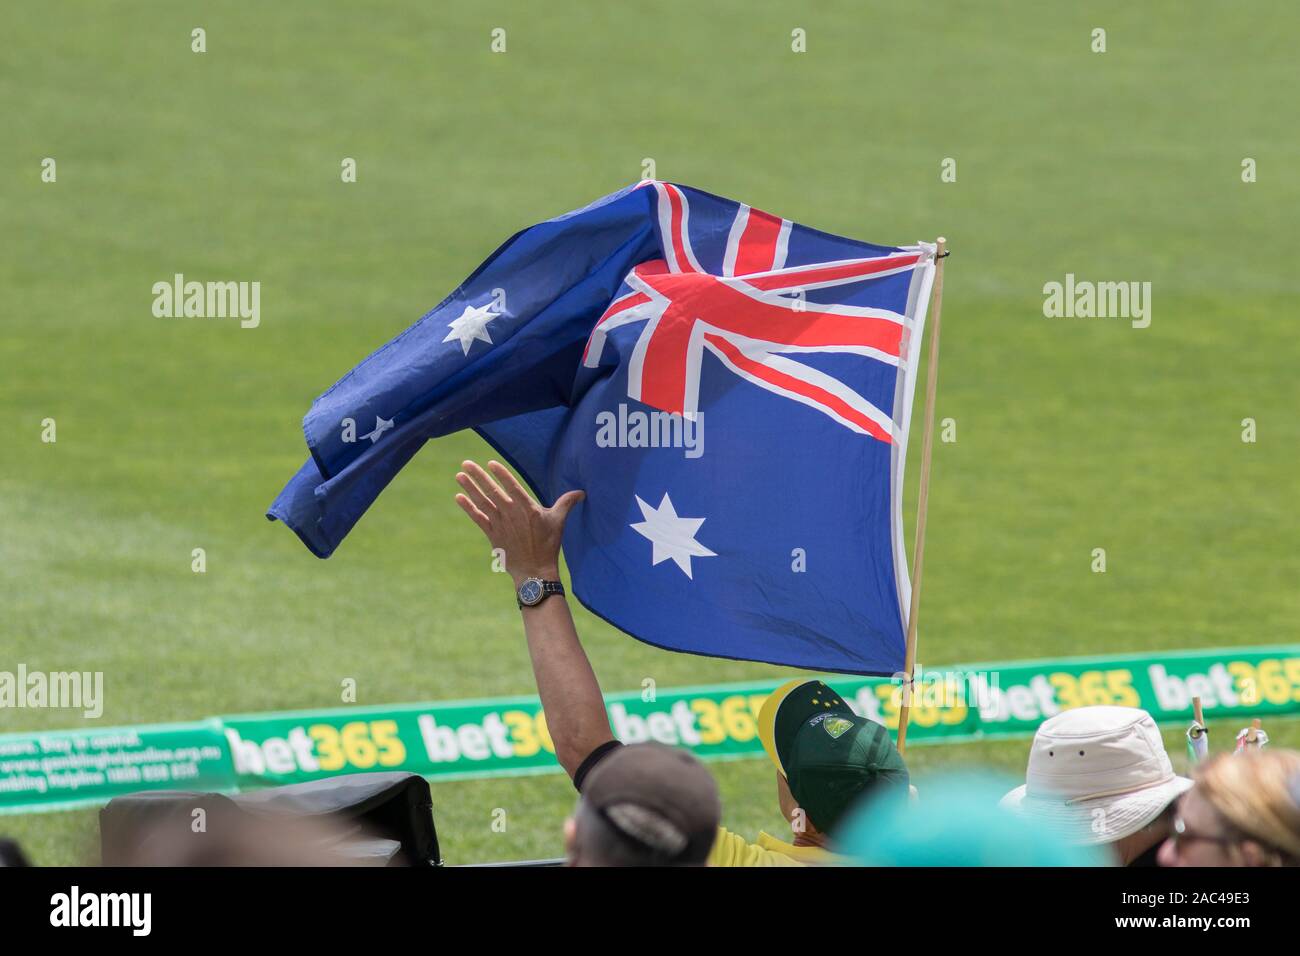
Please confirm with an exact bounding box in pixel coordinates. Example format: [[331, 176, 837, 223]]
[[0, 838, 32, 867]]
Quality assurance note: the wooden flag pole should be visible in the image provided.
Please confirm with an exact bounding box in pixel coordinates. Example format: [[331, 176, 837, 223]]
[[896, 237, 946, 756]]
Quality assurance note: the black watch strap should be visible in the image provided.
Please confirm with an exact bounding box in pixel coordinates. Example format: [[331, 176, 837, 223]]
[[517, 579, 565, 608]]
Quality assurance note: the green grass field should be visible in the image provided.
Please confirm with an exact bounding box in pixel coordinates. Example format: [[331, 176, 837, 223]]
[[2, 2, 1298, 865]]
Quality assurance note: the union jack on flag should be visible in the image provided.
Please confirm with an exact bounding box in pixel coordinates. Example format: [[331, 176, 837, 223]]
[[585, 181, 923, 444], [270, 181, 939, 674]]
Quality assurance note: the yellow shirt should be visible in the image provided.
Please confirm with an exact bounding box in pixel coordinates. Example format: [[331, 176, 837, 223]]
[[707, 827, 839, 867]]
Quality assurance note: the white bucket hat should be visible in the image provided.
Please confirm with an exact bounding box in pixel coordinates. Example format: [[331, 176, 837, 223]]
[[1000, 706, 1192, 845]]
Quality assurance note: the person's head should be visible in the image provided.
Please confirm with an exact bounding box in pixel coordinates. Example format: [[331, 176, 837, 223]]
[[564, 742, 720, 866], [839, 772, 1109, 866], [1158, 749, 1300, 867], [758, 679, 909, 842], [1000, 706, 1191, 864], [113, 802, 387, 866]]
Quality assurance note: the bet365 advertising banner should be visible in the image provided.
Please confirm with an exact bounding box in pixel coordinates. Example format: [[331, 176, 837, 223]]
[[2, 645, 1297, 814]]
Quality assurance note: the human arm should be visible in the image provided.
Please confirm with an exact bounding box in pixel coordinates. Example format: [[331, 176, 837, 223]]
[[453, 459, 615, 780]]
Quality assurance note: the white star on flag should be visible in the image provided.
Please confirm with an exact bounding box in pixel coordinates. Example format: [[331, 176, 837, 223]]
[[442, 302, 500, 355], [362, 416, 394, 443], [630, 493, 716, 579]]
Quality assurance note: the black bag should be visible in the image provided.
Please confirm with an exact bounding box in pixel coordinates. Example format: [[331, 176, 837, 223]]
[[99, 772, 440, 866]]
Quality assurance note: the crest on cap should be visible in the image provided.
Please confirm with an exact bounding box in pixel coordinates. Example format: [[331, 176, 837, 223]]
[[823, 717, 854, 739]]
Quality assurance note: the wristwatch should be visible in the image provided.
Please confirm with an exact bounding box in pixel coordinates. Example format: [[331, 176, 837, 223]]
[[517, 577, 565, 608]]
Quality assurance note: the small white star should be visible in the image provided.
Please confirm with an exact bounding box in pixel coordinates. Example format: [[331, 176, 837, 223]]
[[443, 302, 499, 355], [362, 416, 394, 443], [630, 493, 716, 579]]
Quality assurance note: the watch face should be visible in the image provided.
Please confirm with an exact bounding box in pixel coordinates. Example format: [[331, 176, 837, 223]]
[[519, 580, 543, 606]]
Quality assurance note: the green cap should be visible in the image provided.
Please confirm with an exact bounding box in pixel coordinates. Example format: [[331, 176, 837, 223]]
[[758, 678, 909, 833]]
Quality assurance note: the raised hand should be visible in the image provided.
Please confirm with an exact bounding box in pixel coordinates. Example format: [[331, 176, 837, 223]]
[[454, 460, 585, 586]]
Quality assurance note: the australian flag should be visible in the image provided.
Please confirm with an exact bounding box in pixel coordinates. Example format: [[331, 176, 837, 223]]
[[268, 181, 938, 675]]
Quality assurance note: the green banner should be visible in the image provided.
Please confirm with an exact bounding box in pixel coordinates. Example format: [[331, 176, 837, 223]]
[[0, 720, 234, 814], [2, 645, 1297, 814]]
